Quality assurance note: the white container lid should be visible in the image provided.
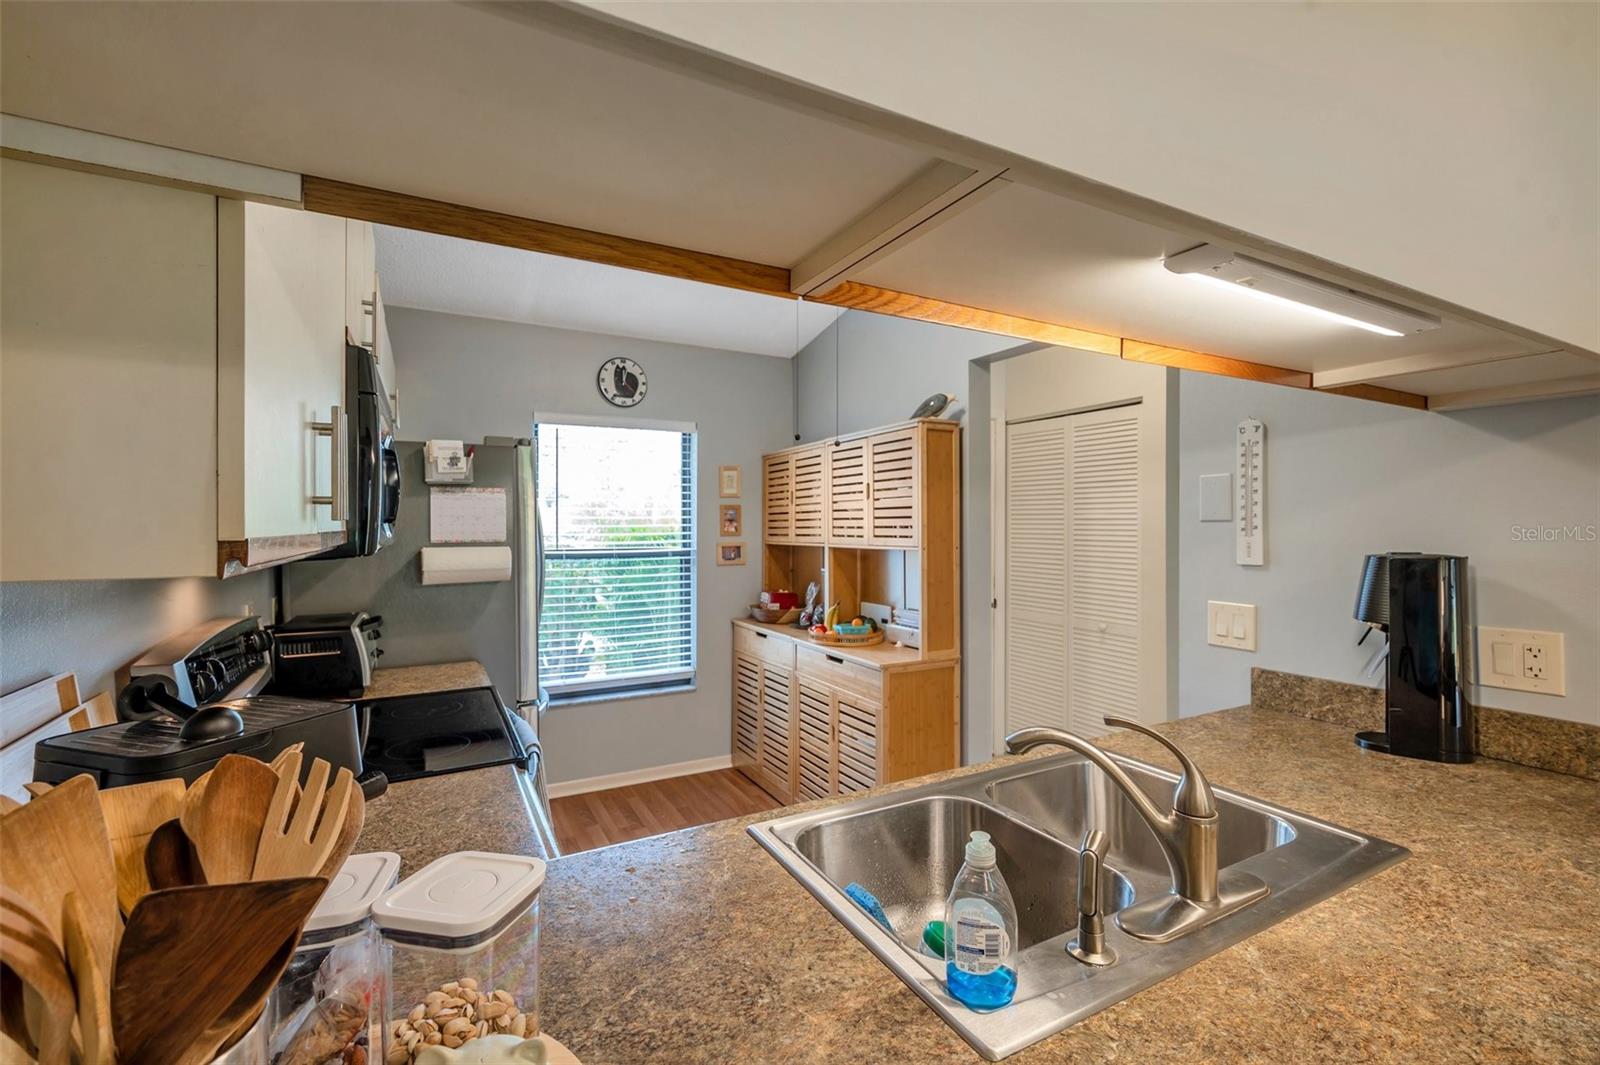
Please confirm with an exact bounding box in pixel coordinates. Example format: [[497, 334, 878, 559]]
[[371, 850, 546, 939], [307, 851, 403, 933]]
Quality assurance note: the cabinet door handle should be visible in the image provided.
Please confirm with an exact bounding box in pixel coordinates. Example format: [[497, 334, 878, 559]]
[[360, 296, 376, 348], [310, 404, 347, 521], [826, 654, 845, 665]]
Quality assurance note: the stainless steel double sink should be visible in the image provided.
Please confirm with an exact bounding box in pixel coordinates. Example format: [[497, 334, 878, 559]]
[[748, 751, 1407, 1059]]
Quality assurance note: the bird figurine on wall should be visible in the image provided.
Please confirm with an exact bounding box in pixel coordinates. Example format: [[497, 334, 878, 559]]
[[910, 392, 957, 419]]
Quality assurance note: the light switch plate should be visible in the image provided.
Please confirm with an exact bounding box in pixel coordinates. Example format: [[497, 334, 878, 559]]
[[1476, 627, 1566, 696], [1198, 473, 1232, 522], [1207, 601, 1257, 652]]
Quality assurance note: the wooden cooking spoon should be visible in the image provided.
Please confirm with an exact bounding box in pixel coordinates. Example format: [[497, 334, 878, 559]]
[[62, 891, 113, 1065], [98, 778, 185, 915], [180, 755, 277, 883], [144, 819, 206, 892], [0, 892, 74, 1065], [0, 775, 119, 971], [254, 754, 355, 880], [316, 776, 367, 880], [113, 878, 325, 1065]]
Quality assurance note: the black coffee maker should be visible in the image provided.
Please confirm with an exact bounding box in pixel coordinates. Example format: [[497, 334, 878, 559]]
[[1352, 552, 1474, 763]]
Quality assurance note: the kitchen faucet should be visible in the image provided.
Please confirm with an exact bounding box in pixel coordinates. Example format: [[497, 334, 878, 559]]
[[1006, 717, 1268, 943]]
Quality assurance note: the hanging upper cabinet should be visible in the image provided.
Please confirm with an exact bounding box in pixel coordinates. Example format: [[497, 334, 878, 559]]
[[763, 453, 794, 543], [216, 200, 350, 573], [827, 438, 869, 544], [866, 426, 920, 547]]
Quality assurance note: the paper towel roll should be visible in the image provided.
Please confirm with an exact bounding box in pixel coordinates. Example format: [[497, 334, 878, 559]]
[[419, 545, 513, 585]]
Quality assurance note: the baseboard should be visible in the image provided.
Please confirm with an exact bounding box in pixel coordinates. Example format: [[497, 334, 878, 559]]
[[546, 754, 735, 799]]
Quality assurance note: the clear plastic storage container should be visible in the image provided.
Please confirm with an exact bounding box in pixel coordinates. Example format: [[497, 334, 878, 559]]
[[371, 851, 546, 1065], [268, 851, 401, 1065]]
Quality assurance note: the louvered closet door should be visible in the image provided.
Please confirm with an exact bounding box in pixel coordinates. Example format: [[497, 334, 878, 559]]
[[835, 696, 879, 794], [733, 654, 762, 773], [759, 665, 795, 799], [867, 428, 920, 546], [764, 454, 793, 543], [795, 680, 835, 802], [827, 440, 868, 543], [790, 446, 827, 544], [1065, 407, 1141, 734], [1004, 419, 1070, 735], [1004, 406, 1142, 741]]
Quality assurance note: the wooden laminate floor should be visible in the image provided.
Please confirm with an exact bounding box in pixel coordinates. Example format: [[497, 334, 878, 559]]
[[550, 768, 780, 854]]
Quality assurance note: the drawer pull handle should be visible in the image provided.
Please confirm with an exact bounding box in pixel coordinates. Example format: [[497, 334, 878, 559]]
[[754, 632, 767, 639], [826, 654, 845, 665]]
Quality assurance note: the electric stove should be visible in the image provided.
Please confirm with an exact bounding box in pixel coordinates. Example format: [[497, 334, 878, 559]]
[[358, 685, 533, 783]]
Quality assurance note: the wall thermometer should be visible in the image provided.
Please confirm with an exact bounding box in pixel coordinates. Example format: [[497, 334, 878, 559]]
[[1235, 418, 1265, 566]]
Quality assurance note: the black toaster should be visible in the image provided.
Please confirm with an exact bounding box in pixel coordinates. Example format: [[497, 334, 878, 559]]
[[270, 612, 383, 699]]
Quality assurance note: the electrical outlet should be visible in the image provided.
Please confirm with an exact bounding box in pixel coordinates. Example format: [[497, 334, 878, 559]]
[[1477, 627, 1565, 696]]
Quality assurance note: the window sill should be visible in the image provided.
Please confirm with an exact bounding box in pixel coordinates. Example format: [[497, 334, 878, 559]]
[[546, 681, 697, 709]]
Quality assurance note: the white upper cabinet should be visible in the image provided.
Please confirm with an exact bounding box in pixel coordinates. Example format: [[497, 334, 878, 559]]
[[345, 218, 377, 351], [0, 158, 220, 580], [217, 200, 348, 548]]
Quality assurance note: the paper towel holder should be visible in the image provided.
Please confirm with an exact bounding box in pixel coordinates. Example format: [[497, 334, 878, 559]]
[[424, 440, 475, 485]]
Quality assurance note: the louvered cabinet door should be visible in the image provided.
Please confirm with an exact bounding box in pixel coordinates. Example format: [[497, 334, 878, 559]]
[[732, 653, 762, 776], [1003, 419, 1070, 735], [795, 680, 835, 802], [789, 446, 827, 544], [867, 428, 920, 546], [758, 665, 795, 801], [827, 439, 868, 543], [764, 453, 793, 543], [835, 696, 880, 794], [1066, 408, 1141, 737]]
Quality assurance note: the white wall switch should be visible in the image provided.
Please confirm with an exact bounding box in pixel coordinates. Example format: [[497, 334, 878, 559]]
[[1198, 473, 1232, 521], [1207, 601, 1257, 651], [1476, 627, 1566, 696]]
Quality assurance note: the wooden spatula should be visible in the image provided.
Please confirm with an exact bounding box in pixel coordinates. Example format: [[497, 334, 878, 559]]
[[254, 755, 355, 880], [316, 775, 367, 880], [62, 891, 113, 1065], [180, 754, 277, 883], [144, 819, 205, 892], [0, 891, 74, 1065], [113, 878, 324, 1065], [0, 775, 119, 972], [98, 778, 185, 915]]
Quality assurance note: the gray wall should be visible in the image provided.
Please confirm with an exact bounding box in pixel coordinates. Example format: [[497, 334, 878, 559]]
[[367, 307, 795, 785], [1, 572, 275, 708], [795, 309, 1016, 442], [1178, 378, 1600, 723]]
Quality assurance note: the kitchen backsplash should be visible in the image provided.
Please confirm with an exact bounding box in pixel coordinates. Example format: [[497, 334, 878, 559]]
[[1251, 667, 1599, 781]]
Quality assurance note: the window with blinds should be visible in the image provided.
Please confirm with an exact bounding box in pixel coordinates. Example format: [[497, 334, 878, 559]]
[[534, 420, 696, 697]]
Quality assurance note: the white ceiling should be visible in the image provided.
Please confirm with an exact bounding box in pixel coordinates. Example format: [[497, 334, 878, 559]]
[[376, 225, 839, 357], [857, 182, 1547, 375], [0, 1, 933, 266]]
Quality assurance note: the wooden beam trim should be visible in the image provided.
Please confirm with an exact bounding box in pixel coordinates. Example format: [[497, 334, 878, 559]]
[[1315, 383, 1429, 410], [301, 175, 793, 298], [811, 281, 1123, 356], [1118, 339, 1312, 388]]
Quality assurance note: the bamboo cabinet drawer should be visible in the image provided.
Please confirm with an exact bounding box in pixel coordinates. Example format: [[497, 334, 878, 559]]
[[734, 624, 796, 670], [795, 646, 883, 704]]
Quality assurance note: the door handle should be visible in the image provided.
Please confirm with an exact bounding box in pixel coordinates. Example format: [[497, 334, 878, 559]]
[[310, 405, 347, 521]]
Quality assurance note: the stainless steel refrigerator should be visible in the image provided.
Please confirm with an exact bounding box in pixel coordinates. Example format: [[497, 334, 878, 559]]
[[284, 437, 552, 837]]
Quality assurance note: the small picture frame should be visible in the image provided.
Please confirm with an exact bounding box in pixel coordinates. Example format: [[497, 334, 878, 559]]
[[718, 465, 742, 498], [717, 542, 746, 566], [719, 504, 743, 537]]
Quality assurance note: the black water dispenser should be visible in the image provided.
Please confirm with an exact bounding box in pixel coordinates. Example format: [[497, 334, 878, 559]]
[[1353, 552, 1475, 763]]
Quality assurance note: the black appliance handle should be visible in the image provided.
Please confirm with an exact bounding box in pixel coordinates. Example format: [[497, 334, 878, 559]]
[[358, 768, 389, 802]]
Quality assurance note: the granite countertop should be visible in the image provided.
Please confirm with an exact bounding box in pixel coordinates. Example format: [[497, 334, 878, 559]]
[[529, 707, 1598, 1063], [355, 661, 554, 867]]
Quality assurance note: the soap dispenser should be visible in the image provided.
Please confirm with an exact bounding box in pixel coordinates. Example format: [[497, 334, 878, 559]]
[[943, 830, 1018, 1011]]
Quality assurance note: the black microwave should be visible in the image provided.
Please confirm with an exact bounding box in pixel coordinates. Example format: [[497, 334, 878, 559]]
[[313, 345, 399, 559]]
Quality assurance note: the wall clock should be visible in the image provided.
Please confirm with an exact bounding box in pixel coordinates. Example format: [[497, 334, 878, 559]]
[[597, 357, 647, 407]]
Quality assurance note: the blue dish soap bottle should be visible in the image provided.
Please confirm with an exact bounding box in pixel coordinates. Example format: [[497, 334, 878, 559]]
[[943, 830, 1018, 1011]]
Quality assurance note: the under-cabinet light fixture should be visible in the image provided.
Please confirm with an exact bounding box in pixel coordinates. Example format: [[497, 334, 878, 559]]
[[1163, 244, 1441, 337]]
